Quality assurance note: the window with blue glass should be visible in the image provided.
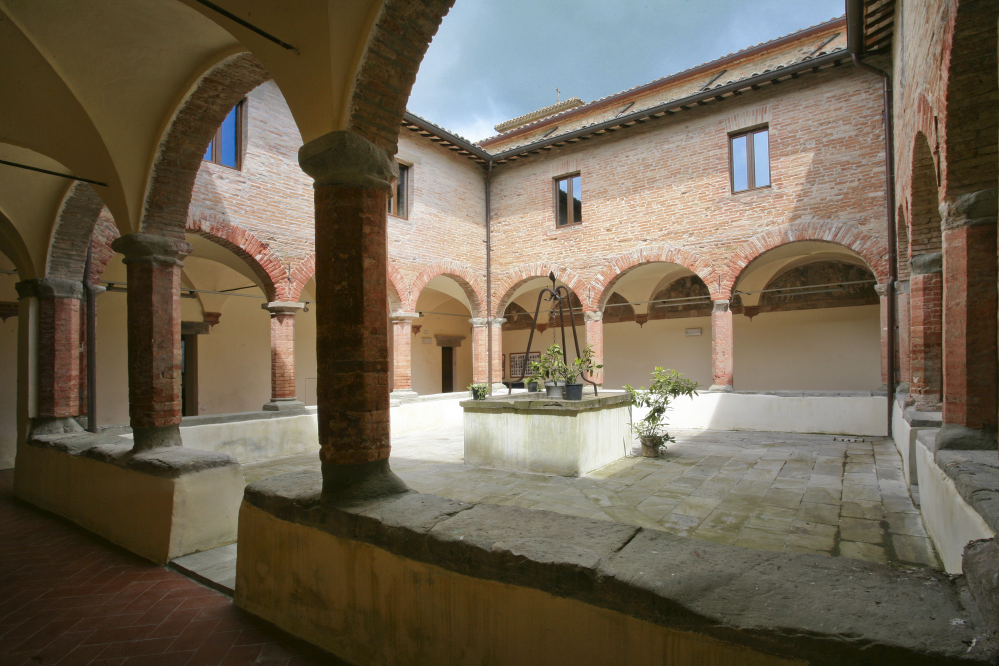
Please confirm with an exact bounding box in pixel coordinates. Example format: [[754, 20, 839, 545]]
[[203, 101, 243, 169], [729, 126, 770, 193]]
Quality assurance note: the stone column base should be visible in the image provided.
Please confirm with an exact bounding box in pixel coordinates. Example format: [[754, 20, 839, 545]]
[[390, 389, 419, 401], [937, 423, 999, 451], [490, 383, 508, 394], [707, 384, 734, 393], [262, 399, 307, 412]]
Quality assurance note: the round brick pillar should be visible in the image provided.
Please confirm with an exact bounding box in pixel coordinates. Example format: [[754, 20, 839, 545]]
[[709, 299, 734, 392], [262, 301, 305, 411], [299, 130, 407, 500], [15, 278, 85, 434], [874, 283, 891, 389], [938, 189, 998, 450], [896, 279, 911, 391], [110, 233, 192, 451], [909, 252, 943, 412], [390, 312, 420, 398], [583, 310, 604, 385], [489, 317, 506, 392]]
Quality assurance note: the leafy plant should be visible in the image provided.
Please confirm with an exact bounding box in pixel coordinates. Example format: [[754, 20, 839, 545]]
[[569, 344, 603, 384], [624, 368, 698, 443], [468, 383, 488, 400], [537, 344, 569, 384], [527, 360, 546, 386]]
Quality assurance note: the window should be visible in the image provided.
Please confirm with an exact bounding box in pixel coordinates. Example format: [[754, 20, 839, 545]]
[[554, 174, 582, 226], [204, 100, 243, 169], [730, 127, 770, 193], [388, 164, 409, 218]]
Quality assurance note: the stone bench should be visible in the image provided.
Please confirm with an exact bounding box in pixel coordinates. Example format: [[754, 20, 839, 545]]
[[15, 432, 243, 564], [235, 472, 997, 665]]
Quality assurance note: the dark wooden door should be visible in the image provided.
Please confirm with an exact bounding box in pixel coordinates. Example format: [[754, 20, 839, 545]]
[[441, 346, 454, 393]]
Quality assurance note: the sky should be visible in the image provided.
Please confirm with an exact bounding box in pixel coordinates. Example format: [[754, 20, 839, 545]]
[[407, 0, 846, 142]]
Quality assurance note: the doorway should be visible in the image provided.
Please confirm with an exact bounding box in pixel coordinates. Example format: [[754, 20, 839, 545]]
[[441, 346, 454, 393]]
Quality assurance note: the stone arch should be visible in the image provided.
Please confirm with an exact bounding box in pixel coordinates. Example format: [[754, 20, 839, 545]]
[[720, 220, 889, 298], [492, 263, 588, 317], [347, 0, 455, 154], [589, 245, 719, 311], [407, 261, 485, 317], [942, 0, 998, 199], [910, 133, 942, 258], [46, 182, 106, 281], [141, 53, 270, 239], [185, 209, 286, 301]]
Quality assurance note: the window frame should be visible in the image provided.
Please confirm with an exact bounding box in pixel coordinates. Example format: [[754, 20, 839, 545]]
[[553, 172, 583, 228], [388, 163, 410, 219], [204, 99, 245, 170], [729, 125, 770, 194]]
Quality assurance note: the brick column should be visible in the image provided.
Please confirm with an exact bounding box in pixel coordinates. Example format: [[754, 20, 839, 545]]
[[390, 312, 419, 398], [298, 130, 407, 499], [909, 253, 943, 411], [938, 189, 998, 449], [710, 299, 734, 391], [470, 318, 489, 385], [896, 279, 911, 392], [875, 283, 891, 389], [490, 317, 506, 392], [15, 278, 84, 434], [262, 301, 305, 411], [583, 310, 604, 385], [110, 234, 192, 451]]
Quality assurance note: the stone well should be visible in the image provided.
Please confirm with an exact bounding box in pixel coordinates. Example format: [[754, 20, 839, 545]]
[[461, 392, 631, 476]]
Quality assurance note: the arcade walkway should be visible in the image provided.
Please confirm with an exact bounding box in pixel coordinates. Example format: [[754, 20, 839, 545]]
[[0, 471, 344, 666]]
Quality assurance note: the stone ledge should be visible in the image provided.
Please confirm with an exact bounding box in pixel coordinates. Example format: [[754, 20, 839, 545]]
[[461, 392, 630, 414], [28, 432, 239, 478], [242, 472, 998, 665], [732, 389, 889, 398], [936, 450, 999, 535], [894, 392, 944, 427]]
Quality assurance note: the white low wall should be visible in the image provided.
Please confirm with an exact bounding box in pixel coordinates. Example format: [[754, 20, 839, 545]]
[[915, 441, 995, 573], [630, 391, 887, 437], [892, 399, 917, 485], [179, 414, 319, 463], [391, 394, 466, 435]]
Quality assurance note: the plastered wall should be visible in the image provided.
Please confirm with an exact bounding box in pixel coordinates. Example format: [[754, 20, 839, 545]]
[[0, 265, 18, 469], [411, 297, 474, 396]]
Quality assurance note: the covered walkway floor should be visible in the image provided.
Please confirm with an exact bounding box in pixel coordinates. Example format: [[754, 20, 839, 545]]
[[0, 470, 343, 666]]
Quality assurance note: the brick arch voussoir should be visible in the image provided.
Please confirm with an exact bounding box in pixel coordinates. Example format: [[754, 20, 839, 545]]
[[47, 182, 107, 281], [287, 254, 316, 303], [348, 0, 455, 153], [589, 245, 720, 311], [407, 261, 485, 318], [141, 53, 270, 239], [186, 211, 286, 301], [493, 263, 588, 318], [721, 222, 889, 299], [387, 262, 406, 312], [88, 210, 120, 285]]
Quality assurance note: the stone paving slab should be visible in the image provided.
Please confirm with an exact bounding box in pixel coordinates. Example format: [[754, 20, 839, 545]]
[[242, 426, 941, 569]]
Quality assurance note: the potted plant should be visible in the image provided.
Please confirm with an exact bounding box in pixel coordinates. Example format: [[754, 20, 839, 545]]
[[468, 383, 488, 400], [624, 368, 698, 457], [539, 344, 568, 399], [526, 360, 544, 392], [564, 344, 603, 400]]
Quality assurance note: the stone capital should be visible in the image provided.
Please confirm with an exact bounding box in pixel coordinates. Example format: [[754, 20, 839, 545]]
[[712, 299, 731, 313], [298, 130, 397, 191], [909, 252, 942, 276], [390, 311, 420, 323], [262, 301, 305, 315], [490, 317, 507, 327], [873, 283, 889, 297], [469, 317, 490, 327], [15, 278, 83, 301], [940, 188, 998, 231], [111, 233, 191, 267], [584, 310, 603, 322], [894, 279, 910, 294]]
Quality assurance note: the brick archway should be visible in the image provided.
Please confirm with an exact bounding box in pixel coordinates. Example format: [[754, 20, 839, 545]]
[[347, 0, 455, 154], [720, 221, 889, 299], [589, 245, 719, 311], [387, 262, 406, 312], [288, 254, 315, 303], [46, 182, 107, 281], [492, 263, 588, 317], [406, 261, 485, 317], [141, 53, 269, 239], [88, 210, 120, 285], [185, 210, 286, 302]]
